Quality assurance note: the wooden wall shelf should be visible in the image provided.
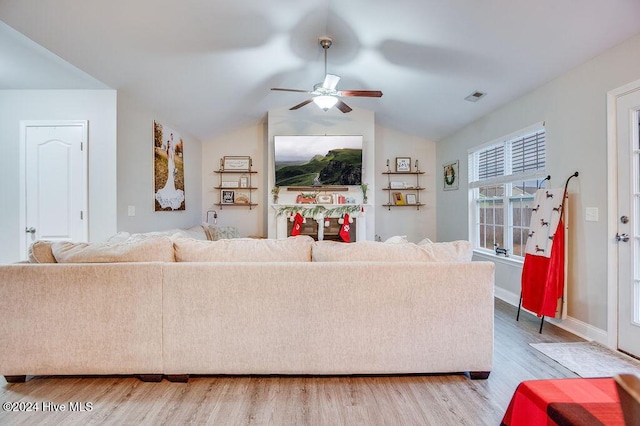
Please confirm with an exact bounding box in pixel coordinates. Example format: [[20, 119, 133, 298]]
[[286, 186, 350, 192]]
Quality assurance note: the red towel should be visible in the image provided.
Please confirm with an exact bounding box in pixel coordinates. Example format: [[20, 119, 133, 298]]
[[522, 219, 565, 317]]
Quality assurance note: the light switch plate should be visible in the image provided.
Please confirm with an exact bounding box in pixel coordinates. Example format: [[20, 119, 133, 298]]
[[128, 205, 136, 217], [585, 207, 598, 222]]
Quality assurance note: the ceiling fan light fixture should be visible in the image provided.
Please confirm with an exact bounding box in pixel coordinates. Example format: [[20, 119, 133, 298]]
[[313, 95, 338, 111]]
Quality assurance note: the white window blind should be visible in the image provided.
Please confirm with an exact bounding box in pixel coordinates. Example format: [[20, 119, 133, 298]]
[[469, 124, 546, 188]]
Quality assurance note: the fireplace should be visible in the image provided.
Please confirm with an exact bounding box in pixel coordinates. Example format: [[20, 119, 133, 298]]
[[287, 217, 356, 242]]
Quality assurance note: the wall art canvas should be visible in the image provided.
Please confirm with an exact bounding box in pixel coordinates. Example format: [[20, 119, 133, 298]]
[[154, 120, 185, 211], [274, 135, 363, 186]]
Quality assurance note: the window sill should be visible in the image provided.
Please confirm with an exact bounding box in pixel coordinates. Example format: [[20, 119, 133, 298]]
[[473, 249, 524, 267]]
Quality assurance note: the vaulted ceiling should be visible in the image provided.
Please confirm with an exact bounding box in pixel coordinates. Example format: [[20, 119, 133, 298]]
[[2, 1, 640, 141]]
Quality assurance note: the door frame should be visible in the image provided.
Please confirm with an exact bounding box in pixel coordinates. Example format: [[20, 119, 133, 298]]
[[19, 120, 88, 260], [606, 79, 640, 349]]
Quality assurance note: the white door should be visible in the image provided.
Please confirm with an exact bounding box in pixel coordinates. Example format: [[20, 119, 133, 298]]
[[21, 121, 88, 259], [616, 88, 640, 358]]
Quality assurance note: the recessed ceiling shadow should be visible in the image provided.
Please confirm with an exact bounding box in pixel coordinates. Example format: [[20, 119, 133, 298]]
[[378, 39, 489, 77], [287, 9, 361, 65]]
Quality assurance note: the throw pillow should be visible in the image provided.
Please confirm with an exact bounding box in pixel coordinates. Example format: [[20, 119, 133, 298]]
[[417, 237, 434, 245], [28, 241, 57, 263], [202, 224, 240, 241], [384, 235, 409, 244]]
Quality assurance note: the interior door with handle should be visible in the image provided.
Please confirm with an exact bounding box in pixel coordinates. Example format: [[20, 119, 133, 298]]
[[21, 121, 88, 259], [616, 89, 640, 358]]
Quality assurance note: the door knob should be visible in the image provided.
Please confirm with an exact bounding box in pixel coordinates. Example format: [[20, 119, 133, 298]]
[[616, 233, 630, 243], [25, 227, 36, 234]]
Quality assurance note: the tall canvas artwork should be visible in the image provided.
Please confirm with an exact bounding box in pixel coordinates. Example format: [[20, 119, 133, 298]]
[[154, 120, 185, 211]]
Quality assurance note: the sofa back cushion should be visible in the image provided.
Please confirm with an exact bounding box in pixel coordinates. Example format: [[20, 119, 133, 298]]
[[312, 240, 473, 262], [52, 236, 175, 263], [28, 241, 57, 263], [173, 236, 313, 262]]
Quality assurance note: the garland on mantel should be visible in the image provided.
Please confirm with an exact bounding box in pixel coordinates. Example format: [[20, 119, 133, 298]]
[[276, 204, 364, 218]]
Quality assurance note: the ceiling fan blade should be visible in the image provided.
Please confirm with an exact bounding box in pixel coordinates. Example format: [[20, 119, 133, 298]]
[[289, 99, 314, 110], [338, 90, 383, 98], [336, 100, 352, 113], [271, 88, 310, 93], [322, 74, 340, 90]]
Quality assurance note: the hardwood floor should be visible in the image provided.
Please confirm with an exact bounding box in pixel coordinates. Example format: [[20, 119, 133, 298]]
[[0, 299, 584, 425]]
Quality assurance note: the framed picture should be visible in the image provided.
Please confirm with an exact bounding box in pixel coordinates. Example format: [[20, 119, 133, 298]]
[[221, 181, 239, 188], [221, 190, 235, 204], [396, 157, 411, 172], [234, 192, 250, 204], [239, 175, 248, 188], [392, 192, 405, 205], [443, 160, 459, 191], [406, 194, 417, 205], [222, 156, 251, 171], [316, 194, 333, 204], [153, 120, 186, 211]]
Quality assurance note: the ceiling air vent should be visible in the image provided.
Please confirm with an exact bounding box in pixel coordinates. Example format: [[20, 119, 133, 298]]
[[465, 91, 486, 102]]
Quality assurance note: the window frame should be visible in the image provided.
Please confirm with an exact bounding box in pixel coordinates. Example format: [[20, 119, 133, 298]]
[[468, 123, 547, 259]]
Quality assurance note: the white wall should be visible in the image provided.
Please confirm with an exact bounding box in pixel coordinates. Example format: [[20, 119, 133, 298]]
[[0, 89, 117, 264], [375, 125, 436, 242], [437, 33, 640, 336], [201, 122, 267, 237], [117, 92, 203, 233]]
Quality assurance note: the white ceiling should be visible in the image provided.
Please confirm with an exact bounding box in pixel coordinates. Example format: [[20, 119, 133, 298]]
[[2, 0, 640, 142]]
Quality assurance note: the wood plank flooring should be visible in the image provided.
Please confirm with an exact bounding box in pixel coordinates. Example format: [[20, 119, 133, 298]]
[[0, 299, 584, 425]]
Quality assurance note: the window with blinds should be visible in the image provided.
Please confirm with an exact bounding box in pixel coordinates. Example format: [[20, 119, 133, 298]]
[[468, 123, 547, 258]]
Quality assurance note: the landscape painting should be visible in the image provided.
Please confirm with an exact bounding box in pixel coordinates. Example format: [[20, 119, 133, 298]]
[[274, 135, 363, 186]]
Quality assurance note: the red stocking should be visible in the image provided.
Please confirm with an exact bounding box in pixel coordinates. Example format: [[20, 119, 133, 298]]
[[339, 213, 351, 242], [291, 212, 304, 236]]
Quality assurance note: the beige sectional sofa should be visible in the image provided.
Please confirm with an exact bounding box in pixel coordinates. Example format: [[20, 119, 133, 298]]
[[0, 235, 495, 383]]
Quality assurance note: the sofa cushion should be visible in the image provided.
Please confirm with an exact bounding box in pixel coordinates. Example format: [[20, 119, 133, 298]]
[[173, 236, 313, 262], [28, 241, 57, 263], [312, 240, 473, 262], [51, 236, 175, 263]]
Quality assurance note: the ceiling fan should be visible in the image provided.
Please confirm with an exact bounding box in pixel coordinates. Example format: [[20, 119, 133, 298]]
[[271, 37, 383, 113]]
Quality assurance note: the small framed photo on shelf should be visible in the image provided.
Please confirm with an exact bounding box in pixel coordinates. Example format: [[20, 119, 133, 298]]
[[392, 192, 406, 205], [239, 175, 248, 188], [234, 192, 250, 204], [221, 190, 235, 204], [221, 181, 239, 188], [316, 194, 333, 204], [396, 157, 411, 172], [222, 156, 251, 171], [406, 194, 417, 205]]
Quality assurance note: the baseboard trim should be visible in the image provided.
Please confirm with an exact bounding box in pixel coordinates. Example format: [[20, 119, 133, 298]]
[[494, 287, 609, 347]]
